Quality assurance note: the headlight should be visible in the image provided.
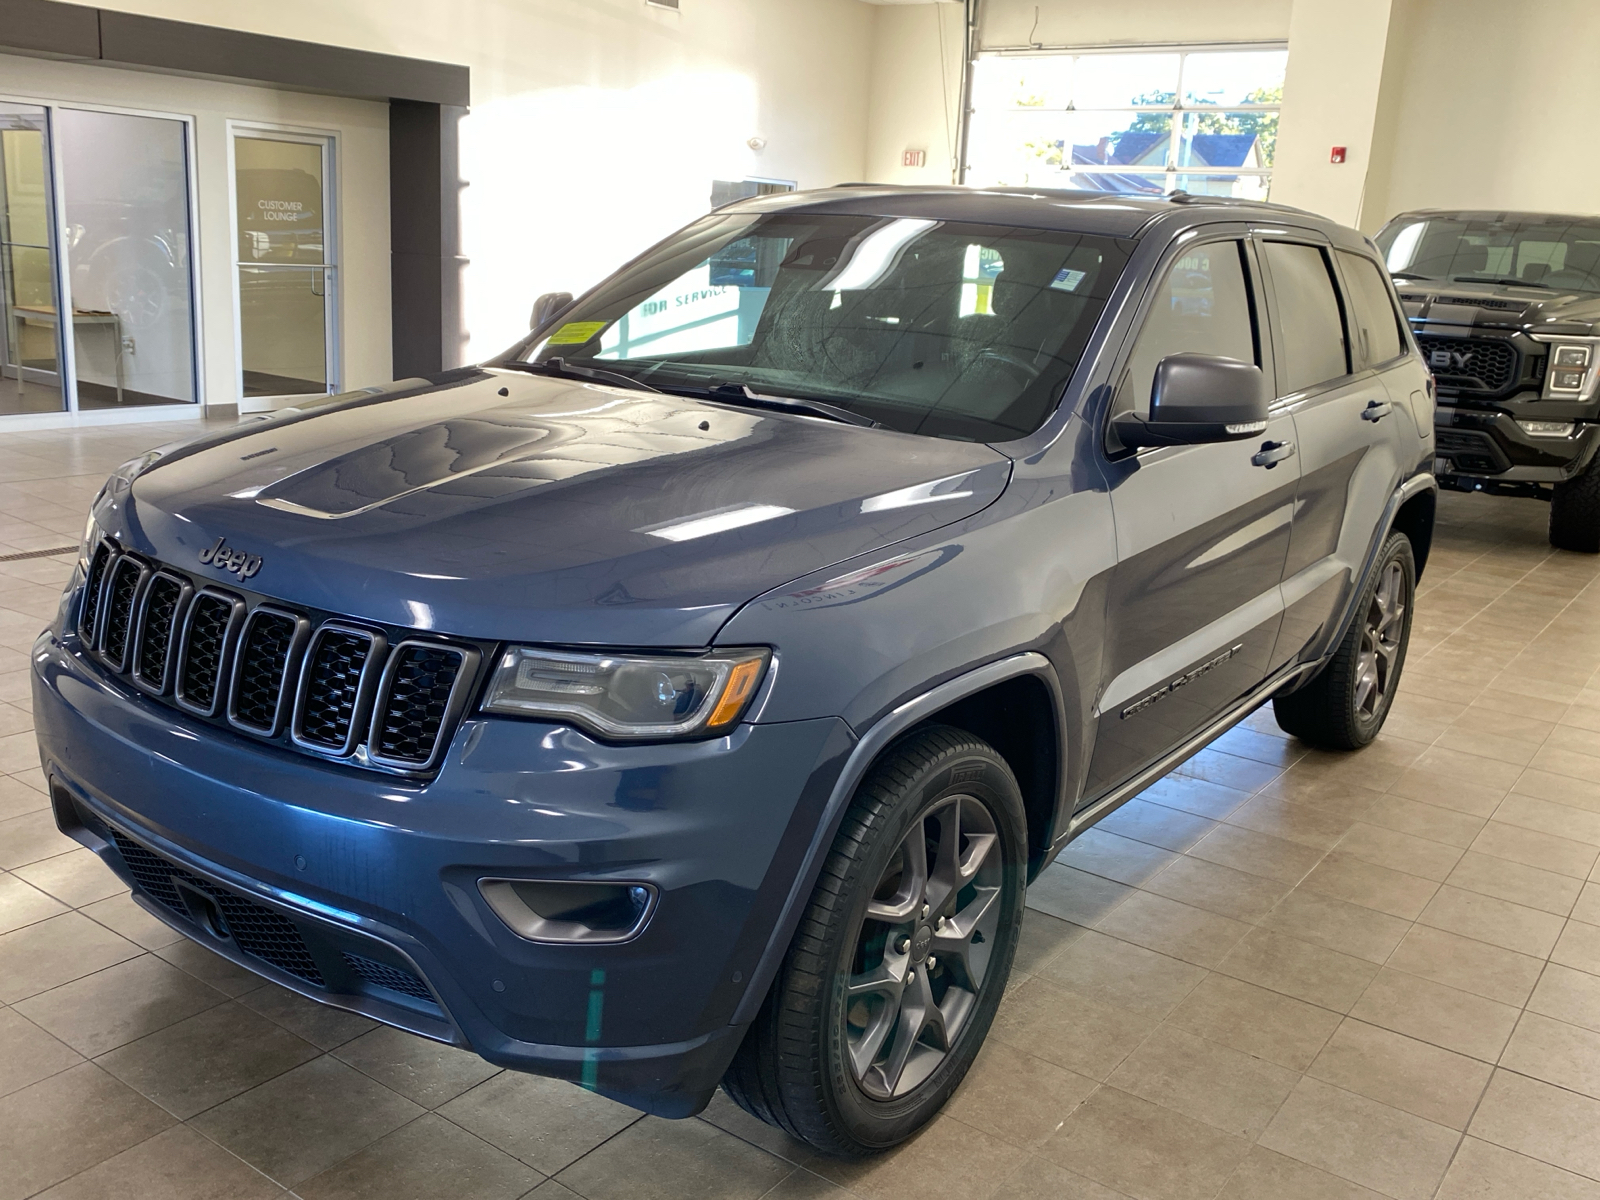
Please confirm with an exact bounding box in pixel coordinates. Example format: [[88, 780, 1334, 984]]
[[1555, 345, 1592, 368], [482, 646, 770, 740], [77, 511, 100, 572]]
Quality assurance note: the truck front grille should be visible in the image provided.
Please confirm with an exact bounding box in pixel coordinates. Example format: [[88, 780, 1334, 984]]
[[1416, 335, 1526, 396], [78, 542, 479, 774]]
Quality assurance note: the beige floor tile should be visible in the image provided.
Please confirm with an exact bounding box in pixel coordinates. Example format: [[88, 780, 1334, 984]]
[[1225, 795, 1357, 851], [1307, 1019, 1493, 1129], [0, 869, 66, 934], [31, 1123, 284, 1200], [190, 1056, 423, 1188], [1186, 824, 1327, 885], [77, 892, 185, 951], [331, 1024, 501, 1109], [1041, 1083, 1251, 1200], [0, 1062, 173, 1200], [1094, 799, 1218, 853], [1057, 829, 1180, 887], [1011, 908, 1087, 977], [1471, 821, 1599, 880], [14, 954, 224, 1058], [1093, 890, 1250, 968], [1530, 744, 1600, 787], [1387, 925, 1545, 1007], [1514, 767, 1600, 815], [0, 911, 141, 1003], [1107, 1024, 1298, 1139], [1447, 851, 1583, 916], [1214, 927, 1379, 1013], [1335, 822, 1465, 882], [1437, 1137, 1600, 1200], [238, 982, 377, 1050], [1350, 968, 1521, 1062], [1574, 882, 1600, 924], [154, 938, 267, 997], [990, 974, 1164, 1082], [11, 847, 125, 907], [1167, 972, 1342, 1071], [1469, 1068, 1600, 1181], [1035, 929, 1208, 1020], [1386, 768, 1507, 819], [1134, 775, 1252, 821], [96, 1001, 322, 1119], [1360, 793, 1487, 848], [0, 1005, 81, 1099], [1256, 769, 1383, 820], [1496, 794, 1600, 849], [1501, 1010, 1600, 1101], [1139, 854, 1292, 924], [1552, 920, 1600, 975], [1418, 884, 1567, 957], [438, 1069, 640, 1177], [1211, 724, 1303, 767], [1450, 705, 1557, 745], [1407, 746, 1525, 794], [990, 1156, 1136, 1200], [943, 1039, 1097, 1149], [296, 1113, 540, 1200], [1434, 726, 1542, 767], [1528, 963, 1600, 1035], [0, 809, 79, 869], [1260, 1076, 1460, 1200], [1299, 851, 1440, 920], [1218, 1144, 1389, 1200], [556, 1114, 793, 1200], [1257, 889, 1412, 964], [1026, 863, 1135, 928], [1174, 747, 1284, 794]]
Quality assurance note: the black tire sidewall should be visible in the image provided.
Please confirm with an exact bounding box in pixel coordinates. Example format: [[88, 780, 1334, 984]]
[[819, 739, 1027, 1150], [1350, 532, 1417, 743]]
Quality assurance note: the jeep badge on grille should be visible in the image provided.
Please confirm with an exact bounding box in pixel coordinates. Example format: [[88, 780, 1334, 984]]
[[199, 537, 263, 579]]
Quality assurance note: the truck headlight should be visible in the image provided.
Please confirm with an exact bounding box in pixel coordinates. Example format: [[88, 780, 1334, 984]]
[[482, 646, 770, 740], [1555, 345, 1592, 368], [1518, 420, 1575, 438]]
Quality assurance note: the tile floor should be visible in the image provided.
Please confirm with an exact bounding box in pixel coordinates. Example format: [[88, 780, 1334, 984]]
[[5, 423, 1600, 1198]]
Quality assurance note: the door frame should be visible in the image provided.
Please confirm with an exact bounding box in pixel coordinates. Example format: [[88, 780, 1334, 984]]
[[226, 119, 341, 410], [0, 90, 204, 418]]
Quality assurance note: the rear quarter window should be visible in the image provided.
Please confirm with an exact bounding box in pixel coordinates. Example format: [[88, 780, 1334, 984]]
[[1337, 250, 1406, 368]]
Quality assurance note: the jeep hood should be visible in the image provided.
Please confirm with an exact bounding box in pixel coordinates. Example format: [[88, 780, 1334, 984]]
[[116, 371, 1011, 645]]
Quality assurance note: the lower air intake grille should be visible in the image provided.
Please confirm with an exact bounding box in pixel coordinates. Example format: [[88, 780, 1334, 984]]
[[375, 645, 464, 766], [231, 610, 299, 732], [342, 952, 433, 1001], [298, 630, 374, 749], [101, 558, 143, 667], [136, 574, 184, 687], [110, 829, 324, 986], [178, 592, 234, 711]]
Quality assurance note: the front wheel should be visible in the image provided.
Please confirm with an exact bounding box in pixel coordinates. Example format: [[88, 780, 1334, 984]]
[[1550, 453, 1600, 553], [1273, 530, 1415, 750], [723, 726, 1027, 1157]]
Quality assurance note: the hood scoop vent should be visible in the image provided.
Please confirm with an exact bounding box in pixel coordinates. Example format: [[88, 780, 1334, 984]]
[[1435, 295, 1527, 312]]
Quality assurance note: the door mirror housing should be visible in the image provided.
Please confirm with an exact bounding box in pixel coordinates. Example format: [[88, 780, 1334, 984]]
[[1112, 353, 1270, 451], [530, 291, 574, 332]]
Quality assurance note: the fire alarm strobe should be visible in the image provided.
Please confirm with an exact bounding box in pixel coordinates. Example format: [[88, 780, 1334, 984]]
[[1330, 146, 1347, 164]]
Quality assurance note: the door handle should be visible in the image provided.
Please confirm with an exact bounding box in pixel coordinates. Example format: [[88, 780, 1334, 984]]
[[1361, 400, 1394, 422], [1251, 440, 1296, 469]]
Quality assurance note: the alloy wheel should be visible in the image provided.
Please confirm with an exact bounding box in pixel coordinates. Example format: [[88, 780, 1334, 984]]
[[843, 793, 1004, 1100], [1355, 559, 1407, 718]]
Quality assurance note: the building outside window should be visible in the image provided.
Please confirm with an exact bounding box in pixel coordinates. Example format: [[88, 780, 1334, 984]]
[[966, 45, 1287, 200]]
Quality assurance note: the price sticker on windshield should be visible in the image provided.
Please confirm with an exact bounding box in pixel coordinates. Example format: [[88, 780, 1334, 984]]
[[547, 321, 607, 345]]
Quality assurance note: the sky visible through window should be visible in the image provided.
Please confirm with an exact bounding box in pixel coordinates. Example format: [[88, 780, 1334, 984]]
[[967, 47, 1287, 202]]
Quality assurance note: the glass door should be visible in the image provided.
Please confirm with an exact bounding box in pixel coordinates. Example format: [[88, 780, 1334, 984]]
[[233, 132, 335, 399], [0, 103, 66, 414]]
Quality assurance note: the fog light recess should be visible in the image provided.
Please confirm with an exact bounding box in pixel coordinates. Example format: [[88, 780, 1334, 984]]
[[478, 878, 656, 944]]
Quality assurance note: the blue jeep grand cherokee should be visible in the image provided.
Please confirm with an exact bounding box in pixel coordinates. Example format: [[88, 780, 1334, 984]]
[[34, 186, 1435, 1156]]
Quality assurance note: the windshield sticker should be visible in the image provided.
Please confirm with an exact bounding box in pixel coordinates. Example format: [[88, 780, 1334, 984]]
[[1051, 268, 1088, 292], [547, 321, 608, 345]]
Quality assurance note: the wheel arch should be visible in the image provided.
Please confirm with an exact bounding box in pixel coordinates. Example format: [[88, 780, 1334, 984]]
[[1393, 485, 1436, 579]]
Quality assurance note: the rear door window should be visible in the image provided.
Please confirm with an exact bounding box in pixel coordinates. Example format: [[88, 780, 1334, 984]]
[[1337, 250, 1406, 368], [1263, 241, 1349, 393], [1114, 239, 1258, 420]]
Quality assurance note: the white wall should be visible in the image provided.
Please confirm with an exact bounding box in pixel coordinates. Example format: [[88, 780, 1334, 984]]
[[0, 51, 390, 411], [86, 0, 876, 363], [978, 0, 1290, 47]]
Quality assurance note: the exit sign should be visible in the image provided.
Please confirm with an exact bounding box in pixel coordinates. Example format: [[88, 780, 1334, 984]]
[[902, 149, 927, 168]]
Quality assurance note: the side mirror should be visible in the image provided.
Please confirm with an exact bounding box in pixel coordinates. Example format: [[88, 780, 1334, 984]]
[[1112, 353, 1270, 450], [530, 291, 574, 332]]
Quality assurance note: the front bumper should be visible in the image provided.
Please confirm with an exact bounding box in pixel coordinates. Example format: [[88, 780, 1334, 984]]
[[32, 629, 853, 1116], [1433, 402, 1600, 484]]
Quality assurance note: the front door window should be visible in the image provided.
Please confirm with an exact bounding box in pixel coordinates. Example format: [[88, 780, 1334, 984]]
[[234, 133, 334, 398]]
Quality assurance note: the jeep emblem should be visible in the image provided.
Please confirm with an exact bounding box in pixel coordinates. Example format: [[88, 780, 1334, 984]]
[[199, 536, 263, 579], [1429, 348, 1472, 370]]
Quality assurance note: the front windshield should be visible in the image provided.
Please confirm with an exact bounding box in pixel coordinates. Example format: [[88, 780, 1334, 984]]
[[500, 212, 1132, 441], [1376, 214, 1600, 293]]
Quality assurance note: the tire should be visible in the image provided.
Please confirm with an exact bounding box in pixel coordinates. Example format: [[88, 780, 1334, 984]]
[[1550, 455, 1600, 553], [1273, 531, 1416, 750], [723, 725, 1027, 1157]]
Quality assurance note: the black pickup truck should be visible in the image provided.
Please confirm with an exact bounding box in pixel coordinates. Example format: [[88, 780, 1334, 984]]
[[1376, 210, 1600, 550]]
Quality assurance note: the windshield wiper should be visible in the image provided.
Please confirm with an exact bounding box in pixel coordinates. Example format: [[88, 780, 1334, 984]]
[[1451, 275, 1553, 289], [1389, 271, 1436, 281], [503, 357, 661, 393], [667, 383, 881, 428]]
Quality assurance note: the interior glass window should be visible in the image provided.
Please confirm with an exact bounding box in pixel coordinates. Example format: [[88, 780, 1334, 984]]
[[1114, 240, 1256, 420], [1264, 241, 1348, 393], [1337, 250, 1405, 369]]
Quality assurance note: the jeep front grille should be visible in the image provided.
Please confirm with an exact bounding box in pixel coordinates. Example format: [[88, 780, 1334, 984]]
[[77, 541, 479, 774]]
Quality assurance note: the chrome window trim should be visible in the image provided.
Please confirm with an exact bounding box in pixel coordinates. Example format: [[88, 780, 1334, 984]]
[[290, 622, 388, 757], [226, 605, 311, 737], [129, 570, 195, 697], [367, 640, 480, 772], [172, 587, 247, 718]]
